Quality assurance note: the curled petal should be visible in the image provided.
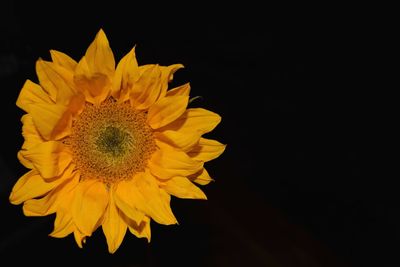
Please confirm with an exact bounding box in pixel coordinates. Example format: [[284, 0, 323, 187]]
[[126, 215, 151, 242], [159, 64, 184, 98], [188, 168, 214, 185], [74, 229, 87, 248]]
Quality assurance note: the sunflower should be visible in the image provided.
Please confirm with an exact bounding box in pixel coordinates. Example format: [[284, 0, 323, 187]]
[[9, 29, 225, 253]]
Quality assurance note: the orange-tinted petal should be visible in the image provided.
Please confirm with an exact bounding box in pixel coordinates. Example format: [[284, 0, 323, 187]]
[[20, 141, 72, 180], [148, 141, 203, 179], [16, 80, 53, 113], [187, 138, 226, 162], [102, 190, 127, 253], [147, 95, 189, 129], [72, 179, 109, 236], [161, 176, 207, 200]]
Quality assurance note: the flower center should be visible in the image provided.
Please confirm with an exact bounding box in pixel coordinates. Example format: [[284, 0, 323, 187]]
[[66, 98, 156, 184], [95, 126, 132, 158]]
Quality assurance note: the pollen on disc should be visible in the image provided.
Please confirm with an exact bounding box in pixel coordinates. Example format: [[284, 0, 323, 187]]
[[65, 98, 156, 184]]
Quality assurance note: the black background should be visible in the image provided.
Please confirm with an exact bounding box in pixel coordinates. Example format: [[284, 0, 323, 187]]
[[0, 2, 396, 267]]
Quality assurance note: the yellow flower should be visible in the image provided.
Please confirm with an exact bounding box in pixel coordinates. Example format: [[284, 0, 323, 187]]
[[9, 29, 225, 253]]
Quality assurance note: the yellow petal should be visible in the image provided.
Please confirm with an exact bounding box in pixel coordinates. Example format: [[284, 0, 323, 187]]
[[159, 108, 221, 135], [161, 176, 207, 200], [74, 229, 87, 248], [29, 102, 72, 140], [50, 177, 78, 237], [111, 47, 139, 101], [148, 141, 203, 179], [72, 179, 109, 236], [66, 93, 86, 118], [20, 141, 72, 180], [50, 211, 74, 238], [159, 64, 184, 98], [130, 65, 162, 110], [74, 57, 111, 105], [147, 95, 189, 129], [23, 193, 56, 216], [154, 130, 200, 152], [36, 59, 77, 104], [9, 170, 63, 205], [102, 190, 127, 254], [50, 50, 78, 71], [16, 80, 53, 113], [114, 180, 145, 223], [126, 215, 151, 242], [17, 151, 33, 169], [23, 172, 79, 216], [133, 170, 177, 225], [166, 82, 191, 97], [85, 29, 115, 79], [189, 168, 214, 185], [187, 138, 226, 162], [20, 114, 43, 150], [36, 60, 58, 101]]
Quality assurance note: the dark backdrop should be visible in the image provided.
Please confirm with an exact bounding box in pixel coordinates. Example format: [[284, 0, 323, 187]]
[[0, 2, 396, 267]]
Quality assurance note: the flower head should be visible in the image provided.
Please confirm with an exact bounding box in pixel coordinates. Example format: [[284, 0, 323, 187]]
[[10, 29, 225, 253]]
